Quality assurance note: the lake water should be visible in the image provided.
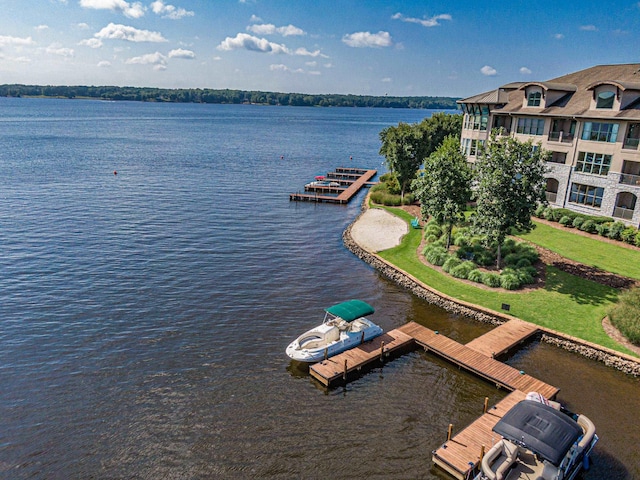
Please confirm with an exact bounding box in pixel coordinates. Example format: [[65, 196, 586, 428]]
[[0, 98, 638, 479]]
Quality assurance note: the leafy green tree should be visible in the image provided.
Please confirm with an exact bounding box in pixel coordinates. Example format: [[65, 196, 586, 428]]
[[379, 122, 430, 200], [379, 113, 462, 200], [472, 133, 549, 268], [412, 136, 472, 248]]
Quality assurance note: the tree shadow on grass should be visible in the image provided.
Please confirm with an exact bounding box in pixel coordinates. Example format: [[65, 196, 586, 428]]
[[544, 266, 620, 306]]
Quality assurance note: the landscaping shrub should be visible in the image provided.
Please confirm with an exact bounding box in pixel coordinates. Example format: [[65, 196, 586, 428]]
[[596, 223, 611, 237], [453, 234, 469, 248], [482, 272, 501, 288], [607, 221, 626, 241], [516, 269, 535, 285], [500, 273, 522, 290], [425, 234, 439, 244], [442, 256, 462, 273], [503, 253, 520, 266], [591, 216, 615, 225], [559, 215, 573, 227], [515, 257, 532, 269], [621, 227, 637, 245], [467, 269, 485, 283], [543, 207, 555, 220], [451, 261, 476, 279], [425, 246, 448, 266], [579, 219, 597, 234], [572, 216, 585, 229], [424, 223, 443, 238], [475, 250, 496, 267], [534, 204, 546, 218], [609, 288, 640, 345]]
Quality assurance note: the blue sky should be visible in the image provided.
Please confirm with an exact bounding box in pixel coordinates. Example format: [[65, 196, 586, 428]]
[[0, 0, 639, 97]]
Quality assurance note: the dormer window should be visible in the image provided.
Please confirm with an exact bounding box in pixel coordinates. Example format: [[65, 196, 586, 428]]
[[527, 91, 542, 107], [596, 91, 615, 109]]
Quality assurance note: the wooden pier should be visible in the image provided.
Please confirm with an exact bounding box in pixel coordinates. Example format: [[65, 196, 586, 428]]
[[309, 329, 414, 387], [465, 319, 539, 358], [398, 322, 558, 399], [432, 390, 528, 480], [290, 168, 377, 204]]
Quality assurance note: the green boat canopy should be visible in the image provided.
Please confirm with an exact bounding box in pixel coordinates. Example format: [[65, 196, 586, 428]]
[[325, 300, 375, 322]]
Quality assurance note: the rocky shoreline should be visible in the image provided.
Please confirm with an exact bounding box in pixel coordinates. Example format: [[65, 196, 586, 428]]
[[343, 203, 640, 377]]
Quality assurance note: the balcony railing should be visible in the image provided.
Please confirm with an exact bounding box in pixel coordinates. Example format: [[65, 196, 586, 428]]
[[545, 191, 558, 203], [613, 207, 635, 220], [623, 138, 640, 150], [619, 173, 640, 186], [548, 131, 574, 143]]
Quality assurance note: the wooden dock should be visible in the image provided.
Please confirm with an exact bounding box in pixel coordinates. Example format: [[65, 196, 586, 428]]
[[432, 391, 528, 480], [290, 168, 376, 204], [465, 319, 539, 358], [309, 328, 414, 387], [398, 322, 558, 399]]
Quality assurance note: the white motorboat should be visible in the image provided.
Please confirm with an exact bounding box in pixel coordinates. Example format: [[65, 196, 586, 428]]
[[285, 299, 383, 363], [474, 393, 598, 480]]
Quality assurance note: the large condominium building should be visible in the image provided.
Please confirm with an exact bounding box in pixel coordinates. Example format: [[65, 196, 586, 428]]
[[458, 63, 640, 227]]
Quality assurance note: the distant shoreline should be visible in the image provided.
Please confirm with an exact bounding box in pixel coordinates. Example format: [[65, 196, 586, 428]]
[[0, 84, 461, 110]]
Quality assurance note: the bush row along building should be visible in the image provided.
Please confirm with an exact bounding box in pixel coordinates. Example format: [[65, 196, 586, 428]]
[[458, 63, 640, 227]]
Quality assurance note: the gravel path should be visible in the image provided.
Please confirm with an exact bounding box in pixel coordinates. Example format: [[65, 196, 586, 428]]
[[350, 208, 408, 252]]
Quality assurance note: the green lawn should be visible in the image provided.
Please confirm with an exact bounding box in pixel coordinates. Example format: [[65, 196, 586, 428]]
[[516, 220, 640, 280], [375, 207, 636, 356]]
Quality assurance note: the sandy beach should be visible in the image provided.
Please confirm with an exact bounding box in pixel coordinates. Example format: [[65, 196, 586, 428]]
[[349, 208, 408, 252]]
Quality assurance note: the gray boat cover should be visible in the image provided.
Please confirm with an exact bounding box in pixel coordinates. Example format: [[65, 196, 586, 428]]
[[493, 400, 582, 466]]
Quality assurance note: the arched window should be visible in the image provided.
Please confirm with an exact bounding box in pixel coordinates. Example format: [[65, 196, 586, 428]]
[[527, 91, 541, 107], [596, 91, 615, 109]]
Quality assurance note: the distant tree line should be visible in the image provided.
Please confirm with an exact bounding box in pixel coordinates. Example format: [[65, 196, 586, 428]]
[[0, 84, 460, 110]]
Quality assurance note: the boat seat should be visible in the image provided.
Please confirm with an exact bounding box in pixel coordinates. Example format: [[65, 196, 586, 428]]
[[481, 440, 519, 480]]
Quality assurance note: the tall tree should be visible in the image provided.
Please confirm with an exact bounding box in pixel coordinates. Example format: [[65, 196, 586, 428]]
[[379, 122, 429, 200], [472, 133, 549, 267], [379, 113, 462, 200], [411, 136, 472, 248]]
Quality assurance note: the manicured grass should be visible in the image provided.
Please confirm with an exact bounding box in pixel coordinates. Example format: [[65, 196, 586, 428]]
[[516, 220, 640, 280], [375, 207, 635, 356]]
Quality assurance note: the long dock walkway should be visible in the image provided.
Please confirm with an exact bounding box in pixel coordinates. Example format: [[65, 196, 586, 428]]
[[432, 390, 527, 480], [465, 319, 539, 358], [309, 328, 414, 387], [290, 168, 376, 204], [398, 322, 558, 399]]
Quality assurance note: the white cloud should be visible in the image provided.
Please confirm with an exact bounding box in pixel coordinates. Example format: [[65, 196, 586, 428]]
[[14, 56, 32, 63], [553, 33, 564, 40], [35, 25, 49, 31], [95, 23, 167, 42], [342, 31, 392, 48], [77, 23, 90, 30], [480, 65, 497, 76], [519, 66, 532, 74], [391, 12, 452, 27], [247, 23, 305, 37], [45, 43, 74, 57], [97, 60, 111, 67], [168, 48, 195, 59], [249, 15, 262, 23], [150, 0, 194, 20], [308, 70, 321, 76], [381, 77, 392, 83], [0, 35, 35, 46], [294, 47, 327, 58], [125, 51, 167, 69], [580, 25, 597, 31], [79, 38, 103, 48], [269, 64, 305, 74], [305, 61, 317, 67], [217, 33, 290, 54], [79, 0, 146, 18]]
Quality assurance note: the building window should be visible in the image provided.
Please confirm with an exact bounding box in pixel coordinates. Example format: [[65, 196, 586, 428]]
[[462, 105, 488, 131], [527, 91, 542, 107], [596, 91, 615, 109], [516, 117, 545, 135], [461, 138, 484, 156], [575, 152, 612, 176], [569, 183, 604, 208], [581, 122, 619, 142], [623, 123, 640, 150]]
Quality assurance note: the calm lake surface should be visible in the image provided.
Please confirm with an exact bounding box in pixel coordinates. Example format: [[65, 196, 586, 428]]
[[0, 98, 638, 479]]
